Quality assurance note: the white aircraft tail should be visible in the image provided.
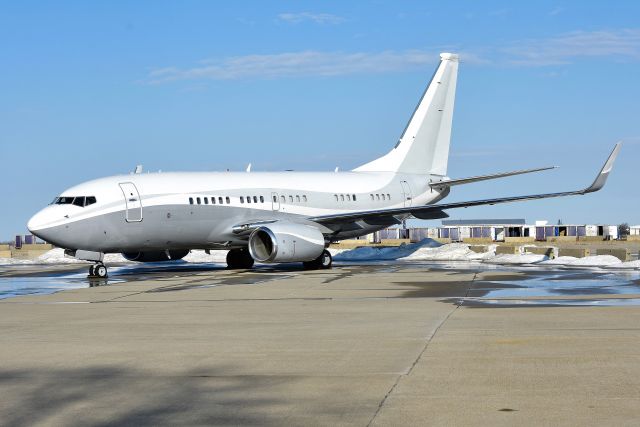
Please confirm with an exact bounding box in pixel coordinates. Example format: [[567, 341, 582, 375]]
[[354, 52, 459, 175]]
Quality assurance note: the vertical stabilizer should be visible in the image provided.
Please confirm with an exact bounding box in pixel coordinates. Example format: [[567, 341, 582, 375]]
[[354, 53, 459, 175]]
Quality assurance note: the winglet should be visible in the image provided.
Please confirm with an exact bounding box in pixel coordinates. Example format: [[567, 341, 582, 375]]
[[583, 142, 621, 193]]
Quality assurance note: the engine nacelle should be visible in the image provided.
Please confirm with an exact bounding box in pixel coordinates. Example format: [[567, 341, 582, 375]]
[[121, 249, 190, 263], [248, 222, 325, 263]]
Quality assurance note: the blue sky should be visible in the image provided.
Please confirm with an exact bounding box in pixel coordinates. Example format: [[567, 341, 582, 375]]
[[2, 1, 639, 238]]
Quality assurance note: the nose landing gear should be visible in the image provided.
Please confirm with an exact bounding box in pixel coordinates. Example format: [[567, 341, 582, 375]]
[[89, 263, 108, 278]]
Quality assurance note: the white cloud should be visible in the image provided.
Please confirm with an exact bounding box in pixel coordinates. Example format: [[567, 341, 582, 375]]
[[503, 29, 640, 66], [277, 12, 344, 25], [146, 50, 443, 83], [548, 7, 564, 16], [143, 29, 640, 84]]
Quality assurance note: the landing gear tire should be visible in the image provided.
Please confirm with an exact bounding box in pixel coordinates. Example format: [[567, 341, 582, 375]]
[[226, 248, 255, 269], [89, 263, 108, 278], [303, 250, 333, 270]]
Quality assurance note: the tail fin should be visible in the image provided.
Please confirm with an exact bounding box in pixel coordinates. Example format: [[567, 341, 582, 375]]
[[354, 53, 459, 175]]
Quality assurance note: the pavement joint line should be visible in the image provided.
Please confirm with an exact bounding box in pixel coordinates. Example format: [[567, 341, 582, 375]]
[[366, 272, 479, 426], [102, 297, 335, 303]]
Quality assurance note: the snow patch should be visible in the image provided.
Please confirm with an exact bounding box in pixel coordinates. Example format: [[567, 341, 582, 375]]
[[611, 259, 640, 269], [400, 243, 495, 261], [333, 239, 442, 261], [0, 248, 86, 265], [561, 255, 622, 267], [0, 248, 229, 266], [484, 253, 548, 265], [327, 248, 348, 257], [540, 256, 578, 265], [183, 250, 229, 264]]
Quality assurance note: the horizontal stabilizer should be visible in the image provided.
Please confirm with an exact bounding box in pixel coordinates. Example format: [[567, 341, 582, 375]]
[[430, 166, 557, 189]]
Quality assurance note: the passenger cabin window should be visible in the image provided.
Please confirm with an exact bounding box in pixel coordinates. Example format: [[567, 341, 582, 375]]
[[189, 197, 194, 204], [387, 193, 391, 200], [240, 196, 244, 203], [381, 194, 386, 201], [260, 196, 265, 203], [334, 194, 338, 201], [353, 195, 356, 201], [370, 194, 374, 200], [376, 194, 380, 200], [302, 195, 307, 202], [219, 197, 223, 204], [340, 195, 345, 201], [281, 195, 285, 203], [272, 195, 277, 202], [204, 197, 209, 205], [246, 196, 251, 204], [197, 197, 201, 204], [211, 197, 216, 204], [296, 195, 300, 202], [253, 196, 258, 203], [289, 195, 294, 203], [346, 194, 351, 201], [225, 197, 230, 204]]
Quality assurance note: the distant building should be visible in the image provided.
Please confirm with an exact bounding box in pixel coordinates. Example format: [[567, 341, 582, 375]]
[[442, 219, 526, 226], [371, 220, 621, 243], [439, 219, 530, 241]]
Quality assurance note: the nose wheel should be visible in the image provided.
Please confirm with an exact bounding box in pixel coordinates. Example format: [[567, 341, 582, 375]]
[[89, 263, 108, 278]]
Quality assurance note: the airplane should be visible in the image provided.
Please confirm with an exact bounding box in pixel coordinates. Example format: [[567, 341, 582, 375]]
[[27, 53, 621, 278]]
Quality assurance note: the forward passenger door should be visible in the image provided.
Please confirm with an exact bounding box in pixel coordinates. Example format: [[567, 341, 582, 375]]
[[119, 182, 143, 222]]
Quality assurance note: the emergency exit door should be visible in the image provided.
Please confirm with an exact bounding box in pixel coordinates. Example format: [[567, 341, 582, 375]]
[[119, 182, 143, 222]]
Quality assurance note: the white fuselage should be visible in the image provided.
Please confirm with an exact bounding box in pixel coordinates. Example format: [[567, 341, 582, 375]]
[[27, 170, 448, 253]]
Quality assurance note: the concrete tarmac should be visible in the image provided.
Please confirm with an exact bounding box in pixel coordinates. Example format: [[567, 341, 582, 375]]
[[1, 264, 640, 426]]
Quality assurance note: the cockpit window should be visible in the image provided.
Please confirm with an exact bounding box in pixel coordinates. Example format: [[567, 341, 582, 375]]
[[55, 197, 74, 204], [53, 196, 97, 207]]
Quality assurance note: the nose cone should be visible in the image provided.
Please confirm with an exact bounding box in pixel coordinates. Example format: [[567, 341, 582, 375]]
[[27, 206, 59, 241], [28, 210, 47, 234]]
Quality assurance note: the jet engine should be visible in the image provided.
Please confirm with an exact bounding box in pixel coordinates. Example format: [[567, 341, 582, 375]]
[[121, 249, 190, 262], [248, 222, 325, 263]]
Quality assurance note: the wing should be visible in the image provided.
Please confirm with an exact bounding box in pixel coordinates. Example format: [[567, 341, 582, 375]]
[[310, 143, 621, 225]]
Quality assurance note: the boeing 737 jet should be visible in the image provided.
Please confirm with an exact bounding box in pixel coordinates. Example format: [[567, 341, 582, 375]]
[[27, 53, 621, 277]]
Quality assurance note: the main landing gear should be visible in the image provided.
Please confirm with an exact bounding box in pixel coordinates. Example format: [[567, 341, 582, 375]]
[[89, 263, 108, 278], [226, 248, 255, 269], [225, 248, 333, 270], [303, 249, 333, 270]]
